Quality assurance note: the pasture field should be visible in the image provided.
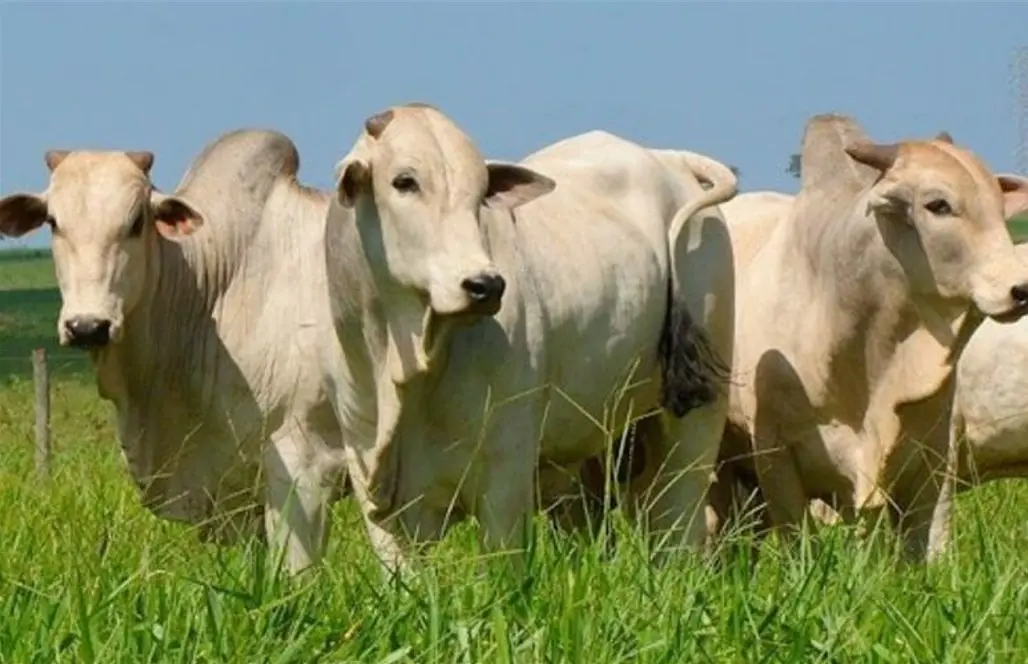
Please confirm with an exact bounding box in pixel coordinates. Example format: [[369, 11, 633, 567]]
[[3, 246, 1028, 663]]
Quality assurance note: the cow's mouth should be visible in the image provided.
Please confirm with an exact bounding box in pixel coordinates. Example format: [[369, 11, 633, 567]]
[[68, 337, 110, 350], [465, 298, 503, 317], [988, 301, 1028, 324], [431, 298, 502, 322]]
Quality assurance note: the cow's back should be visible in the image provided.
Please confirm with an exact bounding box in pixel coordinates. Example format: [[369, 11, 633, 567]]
[[721, 191, 794, 270], [520, 130, 685, 247]]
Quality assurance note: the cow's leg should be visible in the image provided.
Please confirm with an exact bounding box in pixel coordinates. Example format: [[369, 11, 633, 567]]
[[537, 458, 609, 543], [704, 464, 736, 552], [705, 460, 768, 563], [892, 475, 945, 563], [886, 388, 955, 563], [925, 409, 964, 562], [334, 472, 423, 580], [474, 449, 535, 571], [926, 471, 957, 563], [751, 435, 811, 534], [361, 515, 419, 581], [537, 461, 588, 535], [890, 448, 951, 564], [623, 404, 724, 563], [634, 204, 734, 562], [263, 422, 344, 575]]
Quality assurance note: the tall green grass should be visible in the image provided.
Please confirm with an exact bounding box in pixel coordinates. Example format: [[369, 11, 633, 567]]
[[2, 248, 1028, 661], [2, 375, 1028, 662]]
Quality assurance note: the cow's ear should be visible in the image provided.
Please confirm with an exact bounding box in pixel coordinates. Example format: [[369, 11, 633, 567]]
[[866, 179, 914, 220], [998, 174, 1028, 221], [151, 191, 204, 240], [0, 193, 49, 238], [484, 162, 556, 210], [335, 157, 371, 209]]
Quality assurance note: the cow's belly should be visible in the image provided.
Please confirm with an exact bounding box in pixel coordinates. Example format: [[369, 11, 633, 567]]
[[538, 353, 663, 464], [422, 325, 664, 479], [964, 424, 1028, 478], [959, 388, 1028, 477], [537, 298, 666, 465]]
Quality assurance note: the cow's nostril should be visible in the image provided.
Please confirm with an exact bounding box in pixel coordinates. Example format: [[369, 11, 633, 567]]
[[462, 279, 487, 300], [461, 274, 506, 302], [1012, 284, 1028, 306]]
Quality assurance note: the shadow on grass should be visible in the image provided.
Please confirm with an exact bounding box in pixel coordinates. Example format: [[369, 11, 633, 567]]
[[0, 287, 91, 384]]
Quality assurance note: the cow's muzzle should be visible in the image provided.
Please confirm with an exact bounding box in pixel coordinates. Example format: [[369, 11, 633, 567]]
[[64, 315, 112, 349], [461, 272, 506, 315]]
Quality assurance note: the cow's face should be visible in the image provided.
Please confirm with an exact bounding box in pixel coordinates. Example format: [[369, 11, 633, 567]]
[[848, 134, 1028, 321], [334, 103, 555, 317], [0, 151, 204, 349]]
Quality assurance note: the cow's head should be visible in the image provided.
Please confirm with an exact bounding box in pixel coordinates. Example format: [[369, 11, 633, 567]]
[[846, 132, 1028, 321], [0, 151, 204, 348], [333, 103, 555, 317]]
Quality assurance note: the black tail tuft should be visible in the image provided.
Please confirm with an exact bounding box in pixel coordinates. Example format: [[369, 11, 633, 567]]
[[658, 283, 731, 418]]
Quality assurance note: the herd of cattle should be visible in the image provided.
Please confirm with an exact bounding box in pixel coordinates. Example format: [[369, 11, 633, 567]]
[[3, 103, 1028, 579]]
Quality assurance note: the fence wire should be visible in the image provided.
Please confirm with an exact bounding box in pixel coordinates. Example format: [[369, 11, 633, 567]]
[[0, 352, 91, 380]]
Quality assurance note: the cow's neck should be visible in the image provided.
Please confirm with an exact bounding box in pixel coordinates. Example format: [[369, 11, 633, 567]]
[[79, 233, 231, 500], [327, 213, 459, 517], [92, 233, 224, 425], [346, 203, 456, 388]]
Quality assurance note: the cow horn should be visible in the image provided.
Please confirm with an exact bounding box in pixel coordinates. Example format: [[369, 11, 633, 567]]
[[44, 150, 70, 172], [126, 151, 155, 174], [364, 109, 395, 140], [845, 141, 899, 173]]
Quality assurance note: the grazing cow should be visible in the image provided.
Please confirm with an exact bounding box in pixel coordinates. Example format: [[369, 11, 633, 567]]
[[0, 130, 348, 574], [321, 103, 737, 573], [711, 113, 1028, 559], [928, 241, 1028, 559]]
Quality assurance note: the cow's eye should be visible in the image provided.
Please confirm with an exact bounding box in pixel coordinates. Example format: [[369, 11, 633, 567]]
[[128, 210, 146, 238], [392, 174, 420, 194], [925, 198, 953, 216]]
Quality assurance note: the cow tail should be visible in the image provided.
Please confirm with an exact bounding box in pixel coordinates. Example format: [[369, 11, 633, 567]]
[[656, 150, 737, 418], [657, 280, 730, 418]]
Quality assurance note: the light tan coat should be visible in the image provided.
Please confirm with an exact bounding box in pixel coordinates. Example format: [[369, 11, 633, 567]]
[[712, 114, 1028, 558], [0, 130, 346, 574], [929, 243, 1028, 559], [322, 104, 738, 572]]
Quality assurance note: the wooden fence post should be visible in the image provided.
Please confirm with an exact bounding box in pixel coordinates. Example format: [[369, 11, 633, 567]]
[[32, 348, 51, 478]]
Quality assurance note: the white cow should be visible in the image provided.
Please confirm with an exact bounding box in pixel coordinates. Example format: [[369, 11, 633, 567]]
[[0, 130, 347, 574], [711, 113, 1028, 559], [321, 102, 738, 572], [928, 241, 1028, 559]]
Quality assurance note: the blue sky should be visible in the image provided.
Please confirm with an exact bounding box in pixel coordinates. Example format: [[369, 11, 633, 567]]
[[2, 2, 1026, 250]]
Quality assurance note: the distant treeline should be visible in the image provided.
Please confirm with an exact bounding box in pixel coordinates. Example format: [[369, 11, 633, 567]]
[[0, 248, 52, 263]]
